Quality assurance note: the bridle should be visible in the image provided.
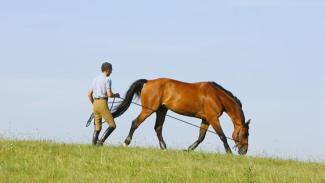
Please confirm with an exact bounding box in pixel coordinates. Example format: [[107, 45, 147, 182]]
[[232, 127, 249, 151]]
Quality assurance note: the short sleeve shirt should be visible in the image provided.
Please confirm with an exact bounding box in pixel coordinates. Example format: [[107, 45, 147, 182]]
[[91, 74, 112, 98]]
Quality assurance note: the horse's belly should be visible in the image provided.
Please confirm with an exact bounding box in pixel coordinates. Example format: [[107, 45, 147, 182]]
[[164, 101, 204, 119]]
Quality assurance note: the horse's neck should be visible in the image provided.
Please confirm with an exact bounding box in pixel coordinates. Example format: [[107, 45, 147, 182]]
[[212, 83, 245, 128], [226, 105, 245, 129]]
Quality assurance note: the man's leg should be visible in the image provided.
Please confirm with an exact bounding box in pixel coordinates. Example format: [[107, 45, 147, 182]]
[[93, 110, 102, 146], [97, 102, 116, 146]]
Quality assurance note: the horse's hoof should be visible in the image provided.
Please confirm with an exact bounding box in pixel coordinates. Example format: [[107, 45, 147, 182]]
[[96, 141, 104, 147], [186, 147, 195, 152], [122, 143, 129, 147]]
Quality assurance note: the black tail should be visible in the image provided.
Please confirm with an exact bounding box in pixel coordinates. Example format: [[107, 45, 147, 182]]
[[112, 79, 148, 118]]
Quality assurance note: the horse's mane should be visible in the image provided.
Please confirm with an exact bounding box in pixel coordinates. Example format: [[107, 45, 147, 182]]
[[210, 82, 242, 108]]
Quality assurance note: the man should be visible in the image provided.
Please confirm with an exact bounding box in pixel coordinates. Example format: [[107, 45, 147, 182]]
[[88, 62, 120, 146]]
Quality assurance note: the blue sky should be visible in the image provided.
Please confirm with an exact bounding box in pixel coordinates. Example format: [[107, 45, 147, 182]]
[[0, 0, 324, 161]]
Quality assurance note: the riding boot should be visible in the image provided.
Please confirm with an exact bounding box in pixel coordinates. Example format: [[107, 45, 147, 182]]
[[97, 127, 116, 146], [92, 130, 100, 146]]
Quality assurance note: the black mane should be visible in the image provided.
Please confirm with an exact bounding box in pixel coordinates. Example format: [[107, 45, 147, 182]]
[[210, 82, 242, 108]]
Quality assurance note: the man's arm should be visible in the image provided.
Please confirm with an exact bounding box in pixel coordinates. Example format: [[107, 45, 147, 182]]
[[88, 89, 94, 104], [106, 79, 120, 98]]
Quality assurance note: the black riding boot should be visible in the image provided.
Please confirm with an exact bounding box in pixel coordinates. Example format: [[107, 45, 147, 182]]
[[97, 127, 116, 146], [92, 130, 100, 146]]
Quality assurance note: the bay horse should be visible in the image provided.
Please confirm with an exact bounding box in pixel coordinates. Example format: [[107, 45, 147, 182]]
[[112, 78, 250, 155]]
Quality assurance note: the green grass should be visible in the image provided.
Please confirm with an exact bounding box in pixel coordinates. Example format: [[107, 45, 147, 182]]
[[0, 139, 324, 183]]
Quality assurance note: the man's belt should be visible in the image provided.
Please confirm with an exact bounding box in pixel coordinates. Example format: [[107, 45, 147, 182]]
[[94, 97, 108, 100]]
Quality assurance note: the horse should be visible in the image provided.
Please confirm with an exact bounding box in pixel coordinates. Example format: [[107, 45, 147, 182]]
[[112, 78, 250, 155]]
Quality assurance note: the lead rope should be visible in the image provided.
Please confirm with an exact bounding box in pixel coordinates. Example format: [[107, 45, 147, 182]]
[[117, 97, 239, 143], [86, 97, 239, 144]]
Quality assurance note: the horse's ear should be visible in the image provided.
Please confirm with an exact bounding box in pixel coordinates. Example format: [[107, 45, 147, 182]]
[[245, 119, 251, 127]]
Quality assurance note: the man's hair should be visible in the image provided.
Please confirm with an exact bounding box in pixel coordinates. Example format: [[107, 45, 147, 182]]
[[101, 62, 112, 72]]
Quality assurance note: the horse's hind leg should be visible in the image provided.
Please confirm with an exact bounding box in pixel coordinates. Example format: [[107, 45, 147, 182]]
[[208, 117, 232, 154], [124, 109, 154, 147], [188, 120, 209, 151], [154, 106, 168, 150]]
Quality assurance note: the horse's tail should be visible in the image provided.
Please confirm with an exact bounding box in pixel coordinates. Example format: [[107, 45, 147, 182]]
[[112, 79, 148, 118]]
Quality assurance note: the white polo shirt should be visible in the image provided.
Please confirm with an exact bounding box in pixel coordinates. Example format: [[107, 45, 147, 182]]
[[91, 74, 112, 98]]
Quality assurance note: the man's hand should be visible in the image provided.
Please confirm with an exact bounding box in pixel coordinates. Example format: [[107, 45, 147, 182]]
[[107, 89, 114, 98], [114, 93, 121, 98], [88, 90, 94, 104]]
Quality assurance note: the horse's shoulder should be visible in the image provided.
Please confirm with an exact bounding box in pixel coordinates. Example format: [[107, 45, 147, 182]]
[[148, 78, 214, 89]]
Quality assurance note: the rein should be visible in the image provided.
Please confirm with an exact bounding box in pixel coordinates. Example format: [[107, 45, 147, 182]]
[[118, 97, 239, 143]]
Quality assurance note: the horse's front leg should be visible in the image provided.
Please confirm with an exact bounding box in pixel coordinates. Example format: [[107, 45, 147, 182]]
[[188, 120, 209, 151], [208, 117, 232, 154]]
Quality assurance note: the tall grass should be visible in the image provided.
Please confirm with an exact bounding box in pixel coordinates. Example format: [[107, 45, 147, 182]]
[[0, 139, 324, 183]]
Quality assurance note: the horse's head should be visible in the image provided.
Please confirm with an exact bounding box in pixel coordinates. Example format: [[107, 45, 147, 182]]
[[233, 119, 250, 155]]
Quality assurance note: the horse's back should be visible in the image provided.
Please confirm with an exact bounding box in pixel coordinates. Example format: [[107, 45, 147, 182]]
[[147, 78, 209, 88], [141, 78, 215, 117]]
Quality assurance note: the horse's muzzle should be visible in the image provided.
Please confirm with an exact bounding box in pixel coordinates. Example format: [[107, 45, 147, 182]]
[[238, 146, 248, 155]]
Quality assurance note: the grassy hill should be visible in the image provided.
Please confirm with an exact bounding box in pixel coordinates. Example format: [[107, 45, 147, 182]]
[[0, 139, 324, 183]]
